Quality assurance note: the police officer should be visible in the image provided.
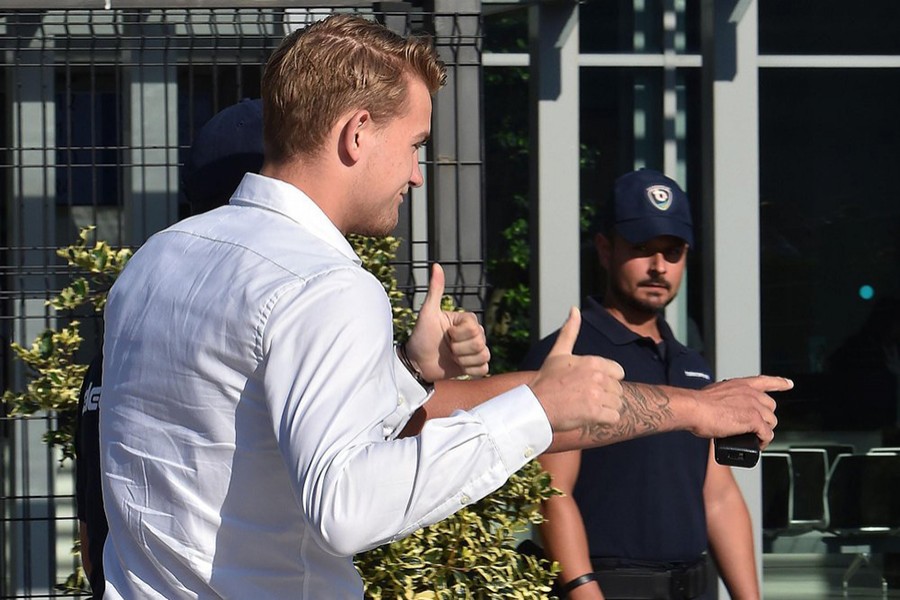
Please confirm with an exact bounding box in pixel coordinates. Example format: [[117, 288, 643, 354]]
[[523, 169, 759, 600]]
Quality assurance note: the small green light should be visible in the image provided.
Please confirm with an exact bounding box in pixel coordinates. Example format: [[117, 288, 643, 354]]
[[859, 285, 874, 300]]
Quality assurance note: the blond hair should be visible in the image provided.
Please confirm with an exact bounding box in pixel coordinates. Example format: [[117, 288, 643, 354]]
[[262, 14, 446, 163]]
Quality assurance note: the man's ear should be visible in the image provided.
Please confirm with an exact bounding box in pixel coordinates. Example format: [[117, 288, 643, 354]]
[[339, 109, 371, 164], [594, 232, 612, 271]]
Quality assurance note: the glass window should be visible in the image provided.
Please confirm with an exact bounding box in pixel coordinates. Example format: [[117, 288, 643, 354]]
[[55, 72, 122, 207], [483, 1, 701, 55], [760, 67, 900, 442], [759, 0, 900, 55], [482, 4, 527, 54], [579, 0, 701, 54]]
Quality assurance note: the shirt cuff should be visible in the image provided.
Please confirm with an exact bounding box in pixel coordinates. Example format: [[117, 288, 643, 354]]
[[393, 352, 433, 410], [468, 384, 552, 475]]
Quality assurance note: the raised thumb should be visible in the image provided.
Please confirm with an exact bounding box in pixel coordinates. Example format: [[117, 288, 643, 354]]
[[548, 306, 581, 356], [421, 263, 446, 314]]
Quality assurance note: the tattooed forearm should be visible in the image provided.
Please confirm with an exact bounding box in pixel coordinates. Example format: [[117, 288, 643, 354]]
[[581, 382, 674, 444]]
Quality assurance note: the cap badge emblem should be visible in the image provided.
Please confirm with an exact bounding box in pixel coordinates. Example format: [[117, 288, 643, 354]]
[[646, 185, 673, 211]]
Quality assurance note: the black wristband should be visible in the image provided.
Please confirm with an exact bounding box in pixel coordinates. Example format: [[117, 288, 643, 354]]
[[560, 572, 598, 597], [396, 343, 434, 390]]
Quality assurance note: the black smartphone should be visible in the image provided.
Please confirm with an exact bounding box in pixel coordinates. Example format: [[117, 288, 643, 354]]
[[714, 433, 761, 468]]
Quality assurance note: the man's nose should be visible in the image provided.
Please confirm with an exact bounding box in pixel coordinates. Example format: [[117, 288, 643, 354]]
[[649, 252, 667, 273], [410, 161, 424, 188]]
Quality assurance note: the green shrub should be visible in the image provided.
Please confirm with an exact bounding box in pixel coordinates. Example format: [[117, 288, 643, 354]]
[[2, 226, 131, 462]]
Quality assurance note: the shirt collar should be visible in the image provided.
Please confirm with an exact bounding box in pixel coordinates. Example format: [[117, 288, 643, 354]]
[[582, 295, 685, 354], [229, 172, 361, 265]]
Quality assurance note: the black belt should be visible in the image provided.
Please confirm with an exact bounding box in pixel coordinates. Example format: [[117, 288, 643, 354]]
[[589, 557, 708, 600]]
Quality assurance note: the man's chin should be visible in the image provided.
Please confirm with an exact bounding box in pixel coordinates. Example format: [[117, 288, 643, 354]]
[[349, 220, 398, 238], [631, 294, 675, 314]]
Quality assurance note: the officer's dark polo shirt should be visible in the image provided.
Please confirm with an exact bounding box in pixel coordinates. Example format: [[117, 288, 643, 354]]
[[521, 296, 713, 564]]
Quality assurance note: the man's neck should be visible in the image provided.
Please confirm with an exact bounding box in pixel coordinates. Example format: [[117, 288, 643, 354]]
[[602, 301, 663, 343], [261, 158, 350, 234]]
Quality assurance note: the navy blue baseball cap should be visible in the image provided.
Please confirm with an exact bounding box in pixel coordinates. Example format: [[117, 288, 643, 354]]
[[182, 98, 264, 215], [606, 168, 694, 246]]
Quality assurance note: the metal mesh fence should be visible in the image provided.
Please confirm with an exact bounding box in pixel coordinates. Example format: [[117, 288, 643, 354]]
[[0, 3, 484, 596]]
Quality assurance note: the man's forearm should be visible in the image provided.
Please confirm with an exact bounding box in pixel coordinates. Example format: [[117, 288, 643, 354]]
[[398, 372, 532, 437], [549, 382, 690, 452], [403, 373, 781, 451], [539, 497, 603, 599], [405, 375, 687, 448], [79, 521, 92, 577], [706, 478, 760, 599], [584, 382, 675, 441]]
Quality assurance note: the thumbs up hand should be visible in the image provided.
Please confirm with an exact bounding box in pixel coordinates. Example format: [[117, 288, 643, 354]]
[[404, 263, 490, 383], [528, 307, 625, 433]]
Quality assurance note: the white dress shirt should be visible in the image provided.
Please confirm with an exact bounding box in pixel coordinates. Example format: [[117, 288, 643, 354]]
[[99, 173, 552, 599]]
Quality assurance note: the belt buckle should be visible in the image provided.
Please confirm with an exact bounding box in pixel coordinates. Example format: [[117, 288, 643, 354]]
[[669, 569, 690, 600], [668, 560, 705, 600]]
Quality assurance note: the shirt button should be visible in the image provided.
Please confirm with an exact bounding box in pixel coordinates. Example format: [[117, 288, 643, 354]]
[[460, 494, 471, 505], [524, 447, 534, 458], [397, 395, 405, 406]]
